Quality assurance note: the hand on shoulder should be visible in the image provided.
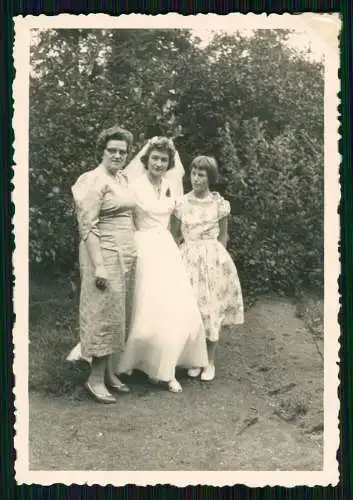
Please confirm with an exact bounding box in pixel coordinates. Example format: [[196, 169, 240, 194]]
[[210, 191, 223, 201]]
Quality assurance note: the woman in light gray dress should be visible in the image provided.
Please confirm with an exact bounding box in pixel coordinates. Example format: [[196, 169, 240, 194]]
[[70, 125, 137, 403]]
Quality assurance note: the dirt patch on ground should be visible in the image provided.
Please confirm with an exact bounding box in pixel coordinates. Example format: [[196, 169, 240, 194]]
[[29, 296, 323, 470]]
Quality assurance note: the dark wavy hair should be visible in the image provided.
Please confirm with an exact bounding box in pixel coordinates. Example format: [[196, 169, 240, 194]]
[[190, 155, 219, 185], [140, 137, 176, 170], [96, 125, 134, 162]]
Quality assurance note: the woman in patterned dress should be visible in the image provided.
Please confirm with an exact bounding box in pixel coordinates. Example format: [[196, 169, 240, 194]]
[[116, 138, 209, 392], [70, 126, 137, 403], [171, 155, 244, 381]]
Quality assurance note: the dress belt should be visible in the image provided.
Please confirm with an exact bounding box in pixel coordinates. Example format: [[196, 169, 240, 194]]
[[185, 235, 218, 241]]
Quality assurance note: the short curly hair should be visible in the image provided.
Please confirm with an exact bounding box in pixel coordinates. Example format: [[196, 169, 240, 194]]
[[190, 155, 218, 185], [140, 136, 176, 170], [96, 125, 134, 161]]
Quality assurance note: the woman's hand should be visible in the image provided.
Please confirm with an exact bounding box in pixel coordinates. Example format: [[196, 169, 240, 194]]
[[95, 265, 108, 291], [84, 233, 108, 290]]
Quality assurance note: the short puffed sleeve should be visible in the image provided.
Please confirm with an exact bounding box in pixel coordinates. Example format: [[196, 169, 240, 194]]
[[173, 195, 186, 220], [216, 193, 231, 220], [71, 170, 106, 240]]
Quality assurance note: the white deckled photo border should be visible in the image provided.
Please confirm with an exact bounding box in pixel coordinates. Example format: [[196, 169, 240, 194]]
[[12, 12, 341, 487]]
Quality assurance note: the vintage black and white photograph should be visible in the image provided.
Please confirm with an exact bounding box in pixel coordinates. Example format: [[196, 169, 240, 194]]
[[13, 13, 340, 486]]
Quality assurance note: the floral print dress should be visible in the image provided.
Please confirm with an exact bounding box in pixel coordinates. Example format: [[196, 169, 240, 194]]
[[174, 191, 244, 342]]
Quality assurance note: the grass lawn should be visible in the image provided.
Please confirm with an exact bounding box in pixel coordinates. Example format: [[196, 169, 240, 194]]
[[28, 274, 324, 470]]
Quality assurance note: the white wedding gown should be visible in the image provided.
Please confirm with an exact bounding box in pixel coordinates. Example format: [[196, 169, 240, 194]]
[[116, 174, 209, 381]]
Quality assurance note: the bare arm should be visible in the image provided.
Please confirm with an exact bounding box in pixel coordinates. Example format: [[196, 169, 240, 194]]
[[218, 216, 229, 248], [84, 232, 104, 269], [83, 234, 107, 290]]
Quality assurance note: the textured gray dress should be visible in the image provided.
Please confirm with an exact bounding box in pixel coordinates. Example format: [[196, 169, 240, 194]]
[[72, 166, 136, 359]]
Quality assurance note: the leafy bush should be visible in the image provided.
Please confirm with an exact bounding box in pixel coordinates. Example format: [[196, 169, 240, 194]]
[[29, 28, 324, 297], [218, 121, 323, 300]]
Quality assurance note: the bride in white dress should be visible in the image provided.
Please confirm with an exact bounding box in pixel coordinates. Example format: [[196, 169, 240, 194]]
[[116, 137, 209, 392]]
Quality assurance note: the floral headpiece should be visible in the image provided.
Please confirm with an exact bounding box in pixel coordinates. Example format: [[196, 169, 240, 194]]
[[148, 136, 176, 151]]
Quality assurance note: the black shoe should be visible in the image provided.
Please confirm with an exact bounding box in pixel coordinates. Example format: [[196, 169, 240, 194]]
[[106, 380, 130, 394]]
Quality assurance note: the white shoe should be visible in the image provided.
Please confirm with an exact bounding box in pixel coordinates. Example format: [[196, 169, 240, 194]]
[[187, 368, 202, 378], [168, 378, 183, 393], [201, 364, 215, 381]]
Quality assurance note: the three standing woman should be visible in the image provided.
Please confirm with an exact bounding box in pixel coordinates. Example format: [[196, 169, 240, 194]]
[[69, 127, 244, 402]]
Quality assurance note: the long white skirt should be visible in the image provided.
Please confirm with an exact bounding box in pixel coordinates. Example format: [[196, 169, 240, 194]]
[[117, 228, 209, 382]]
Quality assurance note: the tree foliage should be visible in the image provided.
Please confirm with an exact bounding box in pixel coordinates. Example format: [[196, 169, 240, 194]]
[[29, 28, 324, 298]]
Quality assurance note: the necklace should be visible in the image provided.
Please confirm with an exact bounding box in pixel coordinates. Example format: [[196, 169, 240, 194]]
[[153, 183, 162, 197], [147, 174, 162, 197]]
